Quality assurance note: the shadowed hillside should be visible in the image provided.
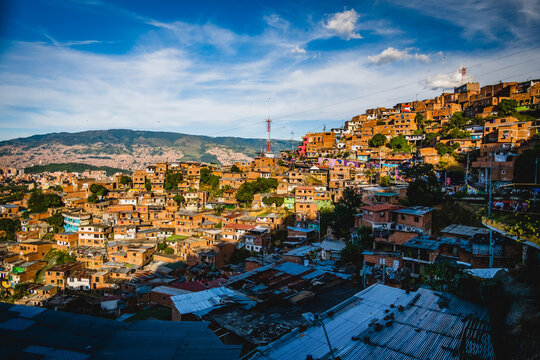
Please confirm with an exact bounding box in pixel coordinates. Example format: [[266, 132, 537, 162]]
[[0, 129, 292, 169]]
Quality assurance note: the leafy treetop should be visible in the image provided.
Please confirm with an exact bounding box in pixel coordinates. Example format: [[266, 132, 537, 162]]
[[369, 133, 387, 148]]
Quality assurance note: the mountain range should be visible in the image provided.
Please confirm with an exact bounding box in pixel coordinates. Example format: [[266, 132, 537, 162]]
[[0, 129, 293, 170]]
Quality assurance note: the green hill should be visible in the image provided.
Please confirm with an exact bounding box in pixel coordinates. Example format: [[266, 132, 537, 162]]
[[0, 129, 292, 169]]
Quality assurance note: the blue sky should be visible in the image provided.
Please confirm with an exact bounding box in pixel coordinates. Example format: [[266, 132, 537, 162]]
[[1, 0, 539, 141]]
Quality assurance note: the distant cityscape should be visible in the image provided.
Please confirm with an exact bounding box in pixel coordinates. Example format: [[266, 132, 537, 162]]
[[1, 78, 539, 359]]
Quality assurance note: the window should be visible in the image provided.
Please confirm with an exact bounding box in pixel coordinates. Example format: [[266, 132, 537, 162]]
[[414, 216, 420, 222], [401, 214, 405, 220], [380, 212, 385, 217], [501, 170, 506, 175]]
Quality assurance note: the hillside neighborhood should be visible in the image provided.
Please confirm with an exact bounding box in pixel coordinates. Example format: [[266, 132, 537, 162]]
[[1, 79, 539, 359]]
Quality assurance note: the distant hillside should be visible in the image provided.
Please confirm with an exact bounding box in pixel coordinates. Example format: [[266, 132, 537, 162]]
[[25, 163, 130, 176], [0, 129, 291, 170]]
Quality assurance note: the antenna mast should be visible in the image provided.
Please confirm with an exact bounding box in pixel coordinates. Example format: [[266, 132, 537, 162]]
[[266, 118, 272, 153], [460, 66, 467, 85]]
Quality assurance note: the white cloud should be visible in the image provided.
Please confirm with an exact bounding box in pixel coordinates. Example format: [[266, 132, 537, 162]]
[[368, 47, 430, 65], [424, 69, 472, 90], [263, 14, 291, 30], [148, 20, 243, 55], [356, 20, 401, 36], [323, 9, 362, 40], [291, 45, 306, 54], [1, 8, 539, 142]]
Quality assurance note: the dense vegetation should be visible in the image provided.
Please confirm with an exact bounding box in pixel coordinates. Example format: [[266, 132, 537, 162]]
[[514, 136, 540, 183], [25, 162, 129, 176], [87, 184, 109, 203], [119, 175, 132, 186], [173, 194, 185, 206], [200, 168, 220, 189], [320, 187, 363, 239], [0, 218, 21, 241], [28, 192, 63, 213], [45, 211, 65, 233], [0, 184, 30, 204], [164, 171, 183, 190], [387, 135, 411, 152], [403, 164, 444, 206], [35, 250, 77, 283], [235, 178, 278, 204], [368, 133, 387, 147], [0, 284, 29, 303]]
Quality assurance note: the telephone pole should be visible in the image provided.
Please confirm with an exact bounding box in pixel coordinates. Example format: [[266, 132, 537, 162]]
[[534, 157, 539, 204], [488, 152, 494, 268], [465, 152, 470, 188]]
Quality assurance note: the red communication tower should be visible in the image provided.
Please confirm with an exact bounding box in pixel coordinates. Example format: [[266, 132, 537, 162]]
[[266, 118, 272, 153]]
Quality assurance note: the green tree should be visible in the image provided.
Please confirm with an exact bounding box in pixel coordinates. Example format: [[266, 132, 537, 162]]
[[340, 241, 360, 264], [263, 196, 284, 207], [164, 247, 175, 255], [200, 168, 221, 189], [421, 132, 438, 147], [164, 171, 183, 191], [0, 284, 29, 303], [89, 184, 109, 196], [119, 175, 132, 187], [404, 164, 443, 206], [435, 142, 457, 156], [214, 205, 226, 216], [200, 168, 212, 183], [157, 242, 167, 251], [356, 225, 374, 250], [513, 140, 540, 183], [145, 179, 152, 191], [415, 113, 425, 130], [45, 212, 64, 233], [28, 192, 63, 213], [432, 201, 482, 234], [228, 247, 252, 264], [379, 176, 391, 187], [369, 133, 387, 148], [235, 178, 278, 204], [388, 135, 411, 152], [173, 194, 185, 206], [406, 178, 443, 206], [423, 262, 478, 297], [87, 193, 98, 203], [0, 218, 21, 241], [497, 99, 518, 115], [230, 164, 242, 173], [324, 187, 364, 239]]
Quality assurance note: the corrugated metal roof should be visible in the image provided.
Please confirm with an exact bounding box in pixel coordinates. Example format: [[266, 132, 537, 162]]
[[250, 284, 492, 360], [0, 302, 241, 360], [466, 268, 506, 279], [0, 303, 241, 360], [284, 245, 320, 257], [441, 224, 488, 237], [273, 262, 311, 276], [171, 287, 255, 315], [394, 206, 434, 215], [151, 286, 191, 296]]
